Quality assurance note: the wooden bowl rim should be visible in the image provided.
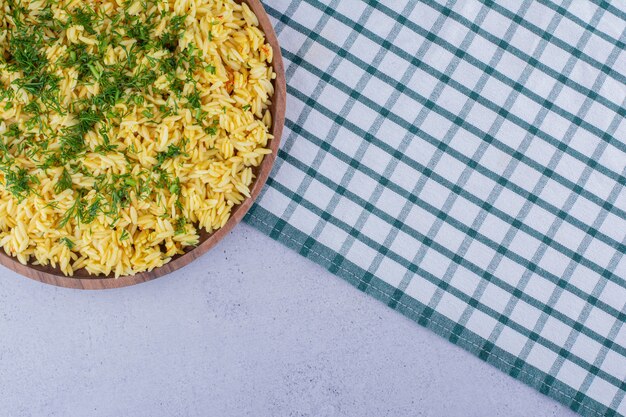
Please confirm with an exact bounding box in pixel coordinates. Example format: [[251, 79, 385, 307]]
[[0, 0, 286, 289]]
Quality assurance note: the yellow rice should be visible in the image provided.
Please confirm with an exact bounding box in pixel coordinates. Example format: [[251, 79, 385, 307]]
[[0, 0, 275, 276]]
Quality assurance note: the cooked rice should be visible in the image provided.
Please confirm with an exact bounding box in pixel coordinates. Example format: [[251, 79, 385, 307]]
[[0, 0, 275, 276]]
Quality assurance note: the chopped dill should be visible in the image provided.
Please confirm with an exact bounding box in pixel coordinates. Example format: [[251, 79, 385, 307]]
[[2, 167, 38, 201], [54, 168, 73, 194], [78, 108, 101, 133], [5, 124, 21, 139], [156, 139, 188, 166], [94, 128, 118, 154], [71, 6, 98, 35], [7, 29, 48, 74], [174, 217, 186, 234], [204, 119, 219, 135], [84, 196, 103, 223], [169, 177, 181, 195], [60, 237, 75, 249], [58, 194, 85, 228], [43, 201, 59, 210], [58, 192, 102, 228], [160, 14, 186, 52], [187, 90, 201, 109]]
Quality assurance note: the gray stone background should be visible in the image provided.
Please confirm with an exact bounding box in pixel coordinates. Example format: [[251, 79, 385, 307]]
[[0, 223, 577, 417]]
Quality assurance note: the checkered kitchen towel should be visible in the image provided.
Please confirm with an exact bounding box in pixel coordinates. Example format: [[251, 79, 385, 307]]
[[244, 1, 626, 415]]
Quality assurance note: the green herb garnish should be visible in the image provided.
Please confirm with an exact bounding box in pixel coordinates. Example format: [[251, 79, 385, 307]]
[[60, 237, 75, 249], [54, 168, 73, 194]]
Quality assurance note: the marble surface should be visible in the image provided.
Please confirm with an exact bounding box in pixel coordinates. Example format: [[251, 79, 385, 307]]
[[0, 222, 577, 417]]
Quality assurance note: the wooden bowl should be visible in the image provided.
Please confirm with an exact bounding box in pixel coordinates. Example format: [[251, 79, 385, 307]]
[[0, 0, 286, 289]]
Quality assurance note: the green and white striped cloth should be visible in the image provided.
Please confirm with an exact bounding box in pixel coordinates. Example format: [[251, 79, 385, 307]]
[[244, 1, 626, 415]]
